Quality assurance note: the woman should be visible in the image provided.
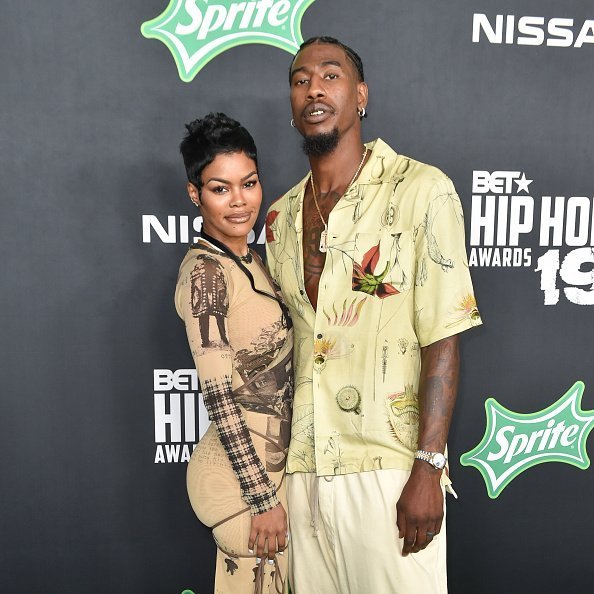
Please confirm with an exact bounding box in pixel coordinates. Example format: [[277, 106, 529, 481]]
[[175, 113, 293, 593]]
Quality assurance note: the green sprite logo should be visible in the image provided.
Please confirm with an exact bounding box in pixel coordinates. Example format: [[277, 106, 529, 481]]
[[460, 381, 594, 498], [141, 0, 316, 82]]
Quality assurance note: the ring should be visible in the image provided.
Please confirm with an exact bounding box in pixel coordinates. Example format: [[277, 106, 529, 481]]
[[426, 531, 435, 538]]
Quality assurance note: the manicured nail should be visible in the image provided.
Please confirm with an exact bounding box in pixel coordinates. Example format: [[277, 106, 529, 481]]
[[278, 551, 284, 555], [248, 549, 254, 554], [256, 557, 261, 563], [268, 559, 274, 565]]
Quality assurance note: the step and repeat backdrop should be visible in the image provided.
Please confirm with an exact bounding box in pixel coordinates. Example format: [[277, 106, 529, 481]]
[[2, 1, 593, 592]]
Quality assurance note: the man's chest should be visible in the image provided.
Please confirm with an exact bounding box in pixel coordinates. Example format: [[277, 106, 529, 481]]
[[301, 188, 343, 309]]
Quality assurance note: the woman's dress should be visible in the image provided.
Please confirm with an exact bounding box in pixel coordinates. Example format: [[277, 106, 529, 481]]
[[175, 241, 293, 594]]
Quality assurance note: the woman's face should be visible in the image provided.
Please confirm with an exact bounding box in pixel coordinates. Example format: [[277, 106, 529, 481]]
[[188, 151, 262, 251]]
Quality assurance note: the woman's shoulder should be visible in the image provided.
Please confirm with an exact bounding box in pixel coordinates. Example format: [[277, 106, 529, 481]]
[[174, 247, 232, 317], [176, 246, 232, 292]]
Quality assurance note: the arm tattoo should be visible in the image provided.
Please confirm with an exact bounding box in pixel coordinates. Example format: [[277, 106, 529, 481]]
[[417, 335, 460, 452]]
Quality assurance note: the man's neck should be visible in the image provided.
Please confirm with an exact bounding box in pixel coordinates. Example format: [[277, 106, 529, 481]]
[[309, 132, 366, 195]]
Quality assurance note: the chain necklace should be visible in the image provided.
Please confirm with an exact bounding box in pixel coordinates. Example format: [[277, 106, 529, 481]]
[[310, 146, 368, 252]]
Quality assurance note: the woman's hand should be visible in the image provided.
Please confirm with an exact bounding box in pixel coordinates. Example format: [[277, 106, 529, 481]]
[[248, 503, 287, 561]]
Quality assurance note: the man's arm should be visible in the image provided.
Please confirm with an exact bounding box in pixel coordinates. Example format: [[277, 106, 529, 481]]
[[396, 334, 460, 556]]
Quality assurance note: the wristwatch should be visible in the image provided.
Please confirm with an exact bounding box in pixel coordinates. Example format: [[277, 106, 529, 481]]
[[415, 450, 447, 470]]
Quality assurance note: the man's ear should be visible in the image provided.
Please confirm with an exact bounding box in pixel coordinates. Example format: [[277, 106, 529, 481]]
[[187, 182, 201, 207], [357, 81, 369, 112]]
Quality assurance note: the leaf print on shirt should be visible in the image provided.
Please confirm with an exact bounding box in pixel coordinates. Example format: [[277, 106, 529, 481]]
[[352, 243, 400, 299], [313, 335, 354, 373], [324, 432, 345, 475], [414, 191, 462, 273], [446, 293, 482, 328], [265, 209, 280, 243], [287, 404, 315, 471], [323, 296, 368, 327], [386, 384, 420, 451]]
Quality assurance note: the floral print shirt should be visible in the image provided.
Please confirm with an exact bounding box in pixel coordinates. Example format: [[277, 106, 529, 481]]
[[266, 139, 482, 476]]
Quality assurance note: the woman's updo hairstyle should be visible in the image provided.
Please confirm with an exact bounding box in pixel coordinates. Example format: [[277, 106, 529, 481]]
[[180, 112, 258, 191]]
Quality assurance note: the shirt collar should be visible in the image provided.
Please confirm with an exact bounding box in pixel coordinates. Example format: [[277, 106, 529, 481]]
[[289, 138, 396, 230]]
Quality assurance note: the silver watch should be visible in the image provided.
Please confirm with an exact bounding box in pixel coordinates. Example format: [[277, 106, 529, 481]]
[[415, 450, 447, 469]]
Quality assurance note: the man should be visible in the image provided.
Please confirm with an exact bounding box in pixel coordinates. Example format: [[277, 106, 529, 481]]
[[265, 37, 482, 594]]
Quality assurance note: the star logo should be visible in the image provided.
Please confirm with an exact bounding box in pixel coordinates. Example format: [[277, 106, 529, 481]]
[[514, 172, 533, 193], [460, 382, 594, 498], [141, 0, 316, 82]]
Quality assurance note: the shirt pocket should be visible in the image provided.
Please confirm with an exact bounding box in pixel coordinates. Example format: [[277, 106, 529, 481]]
[[351, 231, 414, 299]]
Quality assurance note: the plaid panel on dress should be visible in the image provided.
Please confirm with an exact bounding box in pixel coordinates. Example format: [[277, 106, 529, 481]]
[[203, 375, 280, 515]]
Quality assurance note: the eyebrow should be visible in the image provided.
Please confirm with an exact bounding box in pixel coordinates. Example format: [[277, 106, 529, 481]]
[[291, 60, 343, 79], [205, 170, 257, 184]]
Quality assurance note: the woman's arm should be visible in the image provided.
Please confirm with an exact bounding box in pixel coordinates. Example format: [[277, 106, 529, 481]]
[[180, 255, 280, 515]]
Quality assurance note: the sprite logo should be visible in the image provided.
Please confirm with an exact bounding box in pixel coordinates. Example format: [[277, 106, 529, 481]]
[[460, 381, 594, 498], [141, 0, 316, 82]]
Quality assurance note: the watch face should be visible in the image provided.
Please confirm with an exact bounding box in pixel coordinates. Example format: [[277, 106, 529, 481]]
[[432, 453, 446, 469]]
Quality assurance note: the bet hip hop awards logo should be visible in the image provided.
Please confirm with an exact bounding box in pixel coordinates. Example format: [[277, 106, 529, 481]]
[[153, 369, 211, 463], [141, 0, 316, 82], [469, 170, 594, 305]]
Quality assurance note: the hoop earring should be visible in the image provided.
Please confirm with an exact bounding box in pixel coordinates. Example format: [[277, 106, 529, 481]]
[[358, 107, 367, 119], [290, 118, 296, 128]]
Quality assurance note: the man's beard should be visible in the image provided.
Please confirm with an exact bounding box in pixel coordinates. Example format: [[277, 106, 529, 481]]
[[301, 128, 340, 157]]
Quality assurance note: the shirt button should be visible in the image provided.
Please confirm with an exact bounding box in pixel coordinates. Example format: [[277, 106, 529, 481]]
[[317, 333, 323, 339]]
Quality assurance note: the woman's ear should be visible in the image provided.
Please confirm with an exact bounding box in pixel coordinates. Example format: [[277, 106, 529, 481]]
[[187, 182, 201, 207]]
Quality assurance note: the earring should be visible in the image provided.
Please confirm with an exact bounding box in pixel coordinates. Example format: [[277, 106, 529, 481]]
[[290, 118, 296, 128], [358, 107, 367, 119]]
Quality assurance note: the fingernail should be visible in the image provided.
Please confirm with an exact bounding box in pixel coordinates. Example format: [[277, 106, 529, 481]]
[[278, 551, 284, 555], [256, 557, 261, 563], [248, 549, 254, 554], [268, 559, 274, 565]]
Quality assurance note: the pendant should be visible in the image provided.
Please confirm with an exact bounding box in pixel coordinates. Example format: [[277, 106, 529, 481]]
[[319, 228, 328, 253]]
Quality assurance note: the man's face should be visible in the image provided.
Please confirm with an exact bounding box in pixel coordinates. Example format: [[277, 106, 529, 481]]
[[289, 42, 368, 144]]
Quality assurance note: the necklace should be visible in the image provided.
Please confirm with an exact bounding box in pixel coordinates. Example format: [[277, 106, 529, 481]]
[[198, 234, 252, 263], [310, 146, 368, 253]]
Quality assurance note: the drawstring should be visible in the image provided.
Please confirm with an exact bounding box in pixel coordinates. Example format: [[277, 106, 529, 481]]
[[310, 475, 320, 537], [254, 555, 284, 594], [212, 542, 285, 594]]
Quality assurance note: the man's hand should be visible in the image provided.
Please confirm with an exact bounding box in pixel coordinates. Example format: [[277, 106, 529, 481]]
[[396, 334, 459, 556], [396, 462, 443, 555], [248, 503, 288, 561]]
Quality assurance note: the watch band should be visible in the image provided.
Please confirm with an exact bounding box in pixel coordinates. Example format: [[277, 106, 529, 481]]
[[414, 449, 447, 469]]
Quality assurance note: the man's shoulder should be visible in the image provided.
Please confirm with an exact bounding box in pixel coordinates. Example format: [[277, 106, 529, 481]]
[[265, 174, 308, 215], [373, 138, 453, 191]]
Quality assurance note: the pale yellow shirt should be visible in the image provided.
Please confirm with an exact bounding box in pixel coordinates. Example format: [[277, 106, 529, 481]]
[[266, 139, 482, 476]]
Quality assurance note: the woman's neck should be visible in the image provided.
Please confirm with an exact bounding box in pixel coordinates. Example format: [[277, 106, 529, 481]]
[[200, 228, 249, 258]]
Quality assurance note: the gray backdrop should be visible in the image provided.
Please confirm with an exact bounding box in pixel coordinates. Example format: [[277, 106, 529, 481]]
[[2, 0, 593, 592]]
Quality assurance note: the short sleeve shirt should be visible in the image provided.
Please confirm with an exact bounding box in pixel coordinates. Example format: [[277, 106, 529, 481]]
[[266, 139, 482, 476]]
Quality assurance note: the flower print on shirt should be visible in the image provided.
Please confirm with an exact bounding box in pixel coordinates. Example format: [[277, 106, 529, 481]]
[[352, 243, 400, 299]]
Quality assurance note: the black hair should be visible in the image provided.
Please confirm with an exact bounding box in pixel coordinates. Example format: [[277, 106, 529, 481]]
[[179, 112, 258, 190], [289, 36, 365, 83]]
